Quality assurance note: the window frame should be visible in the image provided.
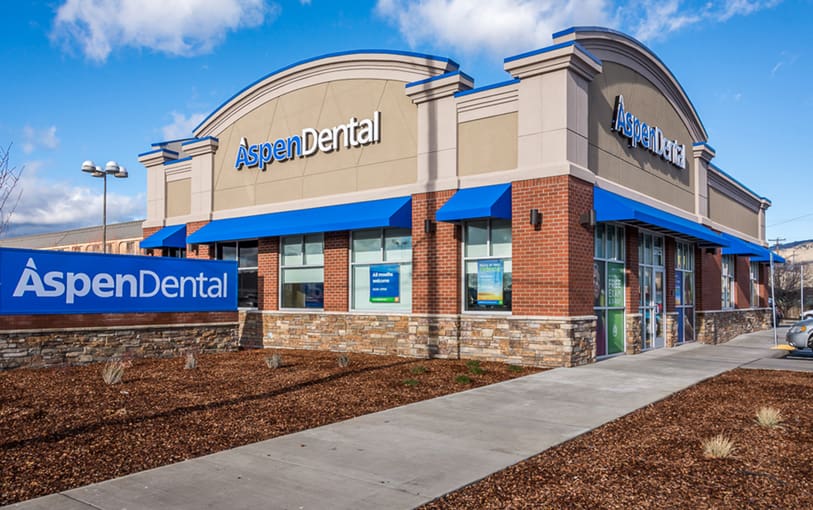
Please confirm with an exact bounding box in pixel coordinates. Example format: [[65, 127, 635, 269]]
[[749, 260, 759, 308], [216, 240, 259, 309], [279, 233, 325, 311], [461, 218, 512, 314], [349, 228, 412, 312], [721, 254, 735, 309]]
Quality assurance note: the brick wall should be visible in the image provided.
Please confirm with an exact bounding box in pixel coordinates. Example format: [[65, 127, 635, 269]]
[[698, 248, 721, 311], [142, 226, 160, 256], [512, 175, 594, 316], [625, 227, 640, 315], [412, 190, 460, 314], [186, 221, 211, 260], [258, 238, 279, 311], [695, 308, 772, 345], [735, 255, 751, 308], [324, 232, 349, 312]]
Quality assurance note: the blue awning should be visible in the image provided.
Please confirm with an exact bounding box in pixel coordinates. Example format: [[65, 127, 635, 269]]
[[594, 187, 728, 246], [436, 183, 512, 222], [721, 233, 768, 257], [140, 224, 186, 249], [751, 251, 786, 264], [187, 196, 412, 244]]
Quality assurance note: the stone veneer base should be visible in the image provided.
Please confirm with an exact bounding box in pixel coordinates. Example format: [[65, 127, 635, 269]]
[[242, 311, 596, 368]]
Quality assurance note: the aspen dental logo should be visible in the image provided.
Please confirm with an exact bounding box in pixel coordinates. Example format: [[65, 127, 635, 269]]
[[235, 111, 381, 170], [612, 95, 686, 170], [12, 258, 229, 304]]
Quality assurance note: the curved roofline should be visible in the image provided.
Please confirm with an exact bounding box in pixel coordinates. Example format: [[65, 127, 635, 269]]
[[192, 49, 459, 135], [554, 26, 708, 141]]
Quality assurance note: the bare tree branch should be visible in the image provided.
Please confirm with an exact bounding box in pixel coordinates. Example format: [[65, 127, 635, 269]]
[[0, 143, 24, 237]]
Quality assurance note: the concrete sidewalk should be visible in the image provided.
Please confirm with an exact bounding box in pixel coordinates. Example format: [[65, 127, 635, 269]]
[[7, 330, 786, 510]]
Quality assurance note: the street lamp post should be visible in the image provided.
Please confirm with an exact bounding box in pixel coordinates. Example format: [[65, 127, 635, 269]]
[[81, 160, 128, 253]]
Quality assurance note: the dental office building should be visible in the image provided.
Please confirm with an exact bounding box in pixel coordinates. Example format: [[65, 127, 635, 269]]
[[139, 27, 780, 367]]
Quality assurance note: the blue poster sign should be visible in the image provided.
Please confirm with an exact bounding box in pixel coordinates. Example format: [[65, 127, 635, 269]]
[[477, 260, 504, 305], [369, 264, 400, 303], [0, 247, 237, 315]]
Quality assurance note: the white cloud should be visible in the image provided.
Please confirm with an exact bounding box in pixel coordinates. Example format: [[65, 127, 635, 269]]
[[375, 0, 783, 54], [161, 111, 207, 141], [21, 125, 60, 155], [52, 0, 280, 62], [4, 163, 144, 237]]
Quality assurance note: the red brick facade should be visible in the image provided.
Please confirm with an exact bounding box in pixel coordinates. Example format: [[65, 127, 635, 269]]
[[412, 190, 460, 314], [324, 231, 349, 312], [735, 255, 751, 308], [512, 175, 594, 316], [258, 238, 279, 310]]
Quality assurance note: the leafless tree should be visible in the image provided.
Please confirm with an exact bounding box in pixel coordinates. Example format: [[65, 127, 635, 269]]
[[774, 263, 805, 317], [0, 143, 23, 236]]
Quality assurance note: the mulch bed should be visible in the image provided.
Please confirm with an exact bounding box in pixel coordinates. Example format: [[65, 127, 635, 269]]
[[423, 368, 813, 509], [0, 350, 534, 505]]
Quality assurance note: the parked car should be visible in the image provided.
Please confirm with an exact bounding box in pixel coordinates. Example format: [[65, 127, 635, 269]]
[[786, 318, 813, 350], [801, 309, 813, 320]]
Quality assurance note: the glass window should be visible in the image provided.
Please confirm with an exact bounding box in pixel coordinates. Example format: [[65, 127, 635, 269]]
[[217, 240, 258, 308], [351, 229, 412, 311], [463, 219, 512, 312], [750, 261, 759, 307], [595, 224, 625, 356], [281, 234, 324, 309], [721, 255, 735, 309], [164, 247, 186, 258]]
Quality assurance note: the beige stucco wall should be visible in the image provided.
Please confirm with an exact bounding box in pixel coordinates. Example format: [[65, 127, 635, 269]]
[[708, 187, 759, 238], [165, 178, 191, 218], [211, 79, 417, 211], [588, 62, 694, 213], [458, 112, 518, 176]]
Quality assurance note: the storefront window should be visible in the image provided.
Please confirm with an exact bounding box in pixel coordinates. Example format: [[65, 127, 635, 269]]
[[281, 234, 324, 309], [351, 228, 411, 311], [217, 240, 258, 308], [464, 219, 512, 312], [675, 241, 695, 343], [594, 223, 625, 356], [164, 247, 186, 258], [750, 261, 759, 307], [639, 231, 665, 350], [721, 254, 735, 309]]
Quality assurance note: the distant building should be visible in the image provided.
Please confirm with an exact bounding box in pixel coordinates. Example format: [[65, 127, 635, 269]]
[[0, 220, 144, 255]]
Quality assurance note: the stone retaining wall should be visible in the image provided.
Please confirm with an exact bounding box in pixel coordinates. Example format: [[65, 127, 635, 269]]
[[245, 311, 596, 368], [695, 308, 772, 345], [0, 322, 238, 370]]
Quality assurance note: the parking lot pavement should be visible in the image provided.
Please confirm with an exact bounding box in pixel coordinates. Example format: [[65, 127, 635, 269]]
[[742, 346, 813, 373]]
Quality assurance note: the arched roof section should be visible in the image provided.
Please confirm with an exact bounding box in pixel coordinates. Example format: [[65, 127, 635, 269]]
[[194, 50, 459, 138], [553, 27, 708, 142]]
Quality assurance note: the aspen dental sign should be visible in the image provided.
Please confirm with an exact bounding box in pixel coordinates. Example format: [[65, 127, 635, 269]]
[[612, 95, 686, 170], [0, 248, 237, 315], [235, 111, 381, 170]]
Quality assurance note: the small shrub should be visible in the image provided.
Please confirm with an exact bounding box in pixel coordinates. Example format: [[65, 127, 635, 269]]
[[265, 353, 283, 369], [410, 365, 428, 375], [756, 406, 784, 428], [184, 352, 198, 370], [101, 359, 126, 385], [403, 378, 419, 387], [465, 360, 485, 375], [702, 434, 735, 459], [337, 354, 350, 368], [455, 374, 472, 384]]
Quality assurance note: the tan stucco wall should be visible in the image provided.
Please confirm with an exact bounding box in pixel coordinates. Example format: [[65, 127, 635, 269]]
[[708, 187, 759, 238], [211, 79, 417, 211], [458, 112, 518, 176], [165, 178, 191, 218], [588, 62, 694, 213]]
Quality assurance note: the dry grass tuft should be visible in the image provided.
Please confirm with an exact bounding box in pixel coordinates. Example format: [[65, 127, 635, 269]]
[[101, 360, 126, 385], [184, 352, 198, 370], [756, 406, 784, 428], [702, 434, 735, 459], [337, 354, 350, 368], [265, 354, 283, 369]]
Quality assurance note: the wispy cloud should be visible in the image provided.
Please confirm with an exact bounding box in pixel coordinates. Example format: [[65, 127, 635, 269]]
[[771, 50, 798, 77], [21, 125, 60, 155], [375, 0, 783, 55], [52, 0, 281, 63], [160, 111, 207, 141], [4, 163, 144, 237]]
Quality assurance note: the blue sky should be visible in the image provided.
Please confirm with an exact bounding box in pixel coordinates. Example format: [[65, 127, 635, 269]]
[[1, 0, 811, 243]]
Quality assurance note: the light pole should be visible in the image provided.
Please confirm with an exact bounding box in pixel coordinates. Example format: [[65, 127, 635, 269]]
[[81, 160, 128, 253]]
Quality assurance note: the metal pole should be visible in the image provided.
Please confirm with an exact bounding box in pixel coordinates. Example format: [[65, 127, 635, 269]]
[[802, 263, 805, 318], [770, 251, 777, 346], [102, 172, 108, 254]]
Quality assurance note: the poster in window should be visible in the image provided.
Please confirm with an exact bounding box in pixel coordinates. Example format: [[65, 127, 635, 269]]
[[607, 262, 624, 308], [607, 309, 625, 354], [303, 283, 324, 308], [369, 264, 400, 303], [675, 271, 683, 307], [594, 262, 606, 307], [477, 260, 504, 305]]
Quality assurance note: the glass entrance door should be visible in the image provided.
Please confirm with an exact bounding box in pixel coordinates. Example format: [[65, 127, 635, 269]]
[[675, 241, 695, 343], [639, 232, 666, 350]]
